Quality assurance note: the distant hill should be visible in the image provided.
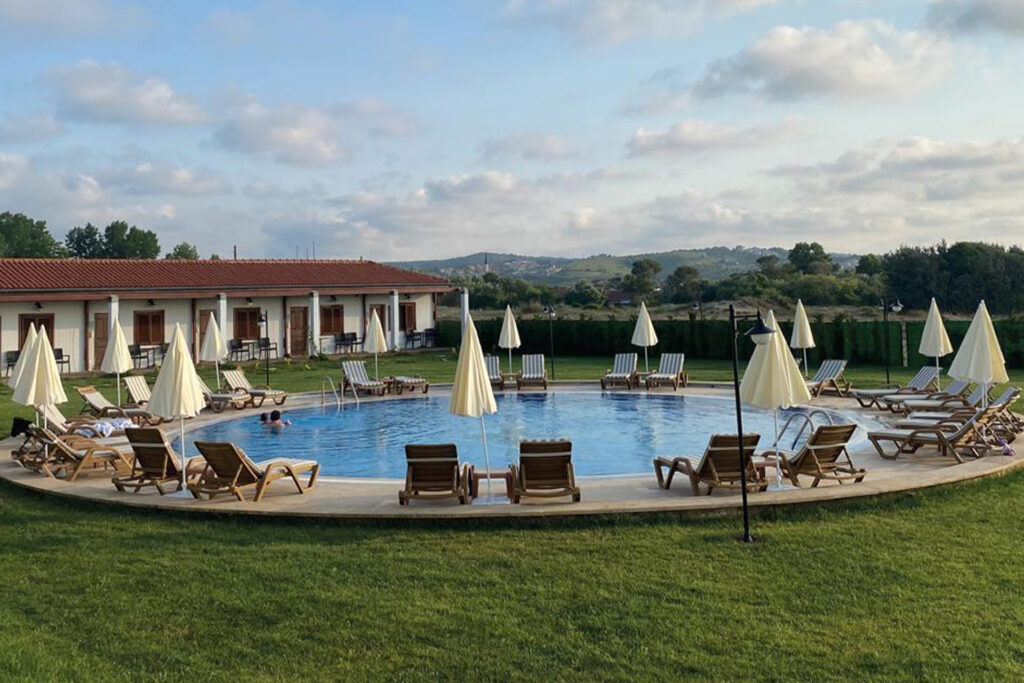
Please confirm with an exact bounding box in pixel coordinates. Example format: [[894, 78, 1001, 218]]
[[393, 247, 861, 285]]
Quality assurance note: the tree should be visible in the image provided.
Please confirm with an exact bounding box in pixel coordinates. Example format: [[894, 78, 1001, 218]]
[[100, 221, 161, 259], [662, 265, 702, 304], [622, 258, 662, 303], [788, 242, 834, 275], [0, 212, 67, 257], [65, 223, 105, 258], [165, 242, 199, 260], [756, 254, 783, 278], [855, 253, 884, 276], [564, 280, 605, 306], [209, 253, 221, 260]]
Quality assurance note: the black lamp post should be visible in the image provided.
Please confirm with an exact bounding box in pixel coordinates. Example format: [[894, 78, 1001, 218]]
[[543, 305, 556, 380], [259, 311, 271, 388], [729, 304, 775, 544], [879, 298, 904, 385]]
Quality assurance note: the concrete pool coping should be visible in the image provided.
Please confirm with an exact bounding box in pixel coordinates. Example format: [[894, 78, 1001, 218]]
[[2, 382, 1022, 520]]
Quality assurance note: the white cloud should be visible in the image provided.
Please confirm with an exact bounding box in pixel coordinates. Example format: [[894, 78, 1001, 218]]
[[97, 162, 230, 196], [330, 98, 423, 138], [41, 61, 205, 125], [927, 0, 1024, 36], [0, 0, 145, 35], [479, 132, 576, 161], [0, 112, 62, 142], [690, 20, 950, 101], [627, 118, 804, 156]]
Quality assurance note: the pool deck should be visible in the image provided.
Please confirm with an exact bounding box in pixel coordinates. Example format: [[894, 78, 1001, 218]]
[[2, 382, 1022, 520]]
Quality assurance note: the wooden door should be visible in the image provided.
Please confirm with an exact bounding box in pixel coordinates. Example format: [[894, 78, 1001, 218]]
[[290, 307, 308, 357], [198, 308, 215, 350], [94, 313, 108, 370], [20, 313, 55, 346]]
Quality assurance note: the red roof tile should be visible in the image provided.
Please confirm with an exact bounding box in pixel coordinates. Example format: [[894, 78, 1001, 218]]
[[0, 258, 449, 293]]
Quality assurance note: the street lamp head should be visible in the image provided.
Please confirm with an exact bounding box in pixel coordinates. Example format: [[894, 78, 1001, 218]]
[[890, 299, 904, 314], [745, 311, 775, 346], [690, 302, 700, 312]]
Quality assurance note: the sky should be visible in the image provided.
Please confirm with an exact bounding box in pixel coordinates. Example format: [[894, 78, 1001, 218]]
[[2, 0, 1024, 261]]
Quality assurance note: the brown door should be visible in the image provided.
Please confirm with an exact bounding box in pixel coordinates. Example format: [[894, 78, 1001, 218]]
[[20, 313, 55, 346], [367, 304, 388, 335], [198, 309, 215, 350], [290, 307, 308, 357], [94, 313, 108, 370]]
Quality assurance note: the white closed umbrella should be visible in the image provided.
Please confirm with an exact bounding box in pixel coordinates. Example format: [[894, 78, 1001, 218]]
[[148, 324, 207, 491], [13, 326, 68, 417], [919, 298, 953, 391], [200, 313, 229, 388], [790, 299, 815, 379], [740, 310, 811, 488], [450, 314, 498, 498], [498, 305, 522, 375], [631, 301, 659, 373], [948, 300, 1007, 408], [101, 318, 133, 406], [364, 309, 388, 380], [7, 322, 36, 390]]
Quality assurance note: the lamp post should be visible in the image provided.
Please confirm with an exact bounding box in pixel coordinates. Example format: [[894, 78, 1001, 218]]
[[259, 311, 271, 388], [543, 305, 556, 380], [729, 304, 775, 544], [879, 298, 904, 385]]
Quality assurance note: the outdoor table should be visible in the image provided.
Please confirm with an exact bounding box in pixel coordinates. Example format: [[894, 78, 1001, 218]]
[[471, 469, 514, 499]]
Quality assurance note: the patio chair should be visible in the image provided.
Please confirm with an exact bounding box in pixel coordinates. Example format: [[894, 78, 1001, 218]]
[[112, 428, 205, 495], [763, 424, 864, 487], [896, 382, 980, 416], [516, 354, 547, 390], [257, 337, 279, 360], [851, 366, 940, 409], [191, 441, 319, 502], [128, 344, 151, 369], [510, 439, 580, 503], [394, 375, 429, 394], [76, 385, 155, 425], [23, 425, 131, 481], [53, 348, 71, 374], [653, 434, 764, 495], [901, 388, 1022, 437], [423, 328, 436, 347], [222, 368, 287, 407], [601, 353, 639, 390], [228, 339, 251, 362], [645, 353, 686, 390], [4, 350, 18, 377], [399, 444, 474, 505], [882, 379, 971, 413], [805, 359, 851, 397], [867, 406, 998, 463], [341, 360, 387, 395], [123, 375, 153, 408], [198, 377, 250, 413], [485, 356, 504, 391]]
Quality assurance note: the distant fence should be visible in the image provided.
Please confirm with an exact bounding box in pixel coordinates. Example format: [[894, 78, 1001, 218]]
[[436, 319, 1024, 368]]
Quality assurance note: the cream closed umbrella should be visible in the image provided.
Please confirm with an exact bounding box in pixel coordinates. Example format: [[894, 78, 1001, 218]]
[[13, 326, 69, 419], [919, 298, 953, 391], [498, 305, 522, 375], [789, 299, 815, 379], [101, 318, 133, 406], [948, 300, 1008, 407], [631, 301, 659, 373], [7, 322, 36, 390], [200, 313, 228, 388], [148, 324, 207, 491], [450, 314, 498, 498], [740, 310, 811, 488], [363, 309, 388, 380]]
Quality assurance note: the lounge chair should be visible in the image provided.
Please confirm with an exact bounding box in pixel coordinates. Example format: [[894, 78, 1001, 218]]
[[645, 353, 687, 390], [806, 359, 851, 397], [510, 439, 580, 503], [37, 403, 128, 440], [485, 356, 504, 391], [896, 382, 979, 415], [123, 374, 153, 408], [601, 353, 638, 390], [516, 354, 547, 390], [851, 366, 940, 409], [191, 441, 320, 502], [198, 378, 250, 413], [394, 375, 430, 395], [653, 434, 764, 495], [112, 428, 205, 495], [76, 385, 155, 425], [763, 424, 864, 487], [399, 444, 474, 505], [222, 369, 287, 407], [340, 360, 387, 396], [902, 388, 1022, 437], [867, 406, 998, 463], [882, 379, 971, 413], [23, 425, 131, 481]]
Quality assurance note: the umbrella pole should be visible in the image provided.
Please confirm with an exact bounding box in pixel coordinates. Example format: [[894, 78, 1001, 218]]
[[179, 416, 187, 491], [803, 349, 809, 379], [773, 409, 783, 488], [508, 347, 513, 375], [644, 347, 649, 374], [374, 353, 379, 380], [215, 360, 220, 389], [116, 372, 121, 407], [479, 416, 493, 499], [935, 356, 941, 391]]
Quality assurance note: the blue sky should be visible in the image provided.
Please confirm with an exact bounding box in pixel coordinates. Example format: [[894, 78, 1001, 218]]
[[2, 0, 1024, 260]]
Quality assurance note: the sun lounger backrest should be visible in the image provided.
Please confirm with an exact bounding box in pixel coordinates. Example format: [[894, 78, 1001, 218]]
[[194, 441, 261, 486], [908, 366, 940, 391], [222, 369, 254, 392], [993, 387, 1020, 406], [38, 404, 69, 432], [484, 356, 501, 380], [341, 360, 372, 384], [77, 385, 115, 410], [405, 444, 459, 487], [126, 428, 182, 478], [697, 434, 761, 480], [522, 354, 545, 379], [612, 353, 637, 375], [29, 425, 81, 460], [796, 424, 857, 467], [124, 375, 151, 403], [519, 440, 572, 486], [656, 353, 684, 375]]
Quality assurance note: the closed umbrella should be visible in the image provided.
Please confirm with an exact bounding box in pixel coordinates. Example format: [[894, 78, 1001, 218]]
[[948, 300, 1007, 408], [631, 301, 659, 373], [740, 310, 811, 488], [498, 305, 521, 375], [450, 314, 498, 498], [919, 298, 953, 391], [148, 324, 207, 491], [200, 313, 228, 388], [13, 326, 69, 421], [789, 299, 815, 379], [101, 318, 133, 406], [363, 309, 388, 379], [7, 322, 36, 390]]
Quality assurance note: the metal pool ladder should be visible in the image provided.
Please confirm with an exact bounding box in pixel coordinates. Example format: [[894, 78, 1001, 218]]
[[778, 409, 835, 450], [321, 376, 343, 408]]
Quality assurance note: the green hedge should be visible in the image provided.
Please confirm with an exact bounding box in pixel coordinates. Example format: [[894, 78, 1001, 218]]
[[437, 318, 1024, 368]]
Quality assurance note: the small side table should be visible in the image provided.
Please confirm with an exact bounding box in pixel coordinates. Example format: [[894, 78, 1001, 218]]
[[471, 469, 514, 499]]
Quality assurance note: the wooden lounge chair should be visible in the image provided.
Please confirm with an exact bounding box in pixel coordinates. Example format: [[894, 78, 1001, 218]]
[[902, 388, 1023, 437], [510, 439, 580, 503], [112, 428, 205, 495], [76, 385, 155, 425], [37, 403, 127, 440], [399, 444, 474, 505], [653, 434, 764, 495], [340, 360, 387, 396], [23, 425, 131, 481], [882, 379, 971, 413], [897, 382, 980, 416], [851, 366, 940, 409], [516, 354, 547, 390], [393, 375, 430, 395], [645, 353, 686, 390], [868, 406, 998, 463], [191, 441, 320, 502], [601, 353, 638, 390], [806, 359, 851, 397], [485, 356, 504, 391], [123, 375, 154, 408], [763, 424, 864, 487], [222, 369, 287, 407], [198, 378, 250, 412]]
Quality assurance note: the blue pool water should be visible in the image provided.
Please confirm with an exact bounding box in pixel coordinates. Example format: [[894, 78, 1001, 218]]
[[179, 393, 878, 479]]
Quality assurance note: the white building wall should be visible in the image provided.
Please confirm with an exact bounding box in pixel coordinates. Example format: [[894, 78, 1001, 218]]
[[0, 300, 90, 373]]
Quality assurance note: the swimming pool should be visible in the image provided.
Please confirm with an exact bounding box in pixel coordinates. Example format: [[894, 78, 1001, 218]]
[[179, 393, 881, 479]]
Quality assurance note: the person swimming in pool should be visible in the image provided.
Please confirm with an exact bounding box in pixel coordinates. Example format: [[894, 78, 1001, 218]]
[[259, 413, 269, 426], [267, 410, 291, 428]]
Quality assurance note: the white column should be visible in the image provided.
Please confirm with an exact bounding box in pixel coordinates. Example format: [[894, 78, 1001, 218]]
[[460, 288, 470, 336], [216, 293, 228, 335], [107, 295, 119, 333], [390, 290, 400, 350], [309, 291, 321, 356]]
